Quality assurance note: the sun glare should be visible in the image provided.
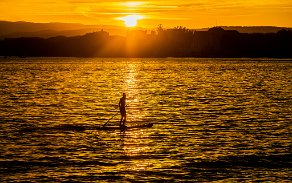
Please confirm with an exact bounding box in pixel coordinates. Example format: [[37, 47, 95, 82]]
[[120, 15, 143, 27]]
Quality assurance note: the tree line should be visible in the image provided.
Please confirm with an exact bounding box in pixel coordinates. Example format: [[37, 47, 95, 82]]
[[0, 27, 291, 58]]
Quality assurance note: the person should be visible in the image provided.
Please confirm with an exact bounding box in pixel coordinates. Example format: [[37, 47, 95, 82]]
[[119, 93, 126, 127]]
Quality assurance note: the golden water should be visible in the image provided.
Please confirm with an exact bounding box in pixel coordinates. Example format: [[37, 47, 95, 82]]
[[1, 58, 291, 182]]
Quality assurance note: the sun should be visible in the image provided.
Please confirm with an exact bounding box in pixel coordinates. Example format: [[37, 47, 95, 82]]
[[120, 15, 143, 27]]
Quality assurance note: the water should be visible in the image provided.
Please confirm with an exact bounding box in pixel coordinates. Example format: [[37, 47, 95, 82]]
[[0, 58, 291, 182]]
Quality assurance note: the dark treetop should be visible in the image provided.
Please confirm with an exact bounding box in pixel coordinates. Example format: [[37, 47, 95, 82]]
[[1, 27, 291, 58]]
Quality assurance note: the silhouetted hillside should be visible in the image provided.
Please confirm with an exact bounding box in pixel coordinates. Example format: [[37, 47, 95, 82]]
[[196, 26, 292, 33], [1, 21, 292, 39], [0, 27, 291, 58], [0, 21, 127, 39]]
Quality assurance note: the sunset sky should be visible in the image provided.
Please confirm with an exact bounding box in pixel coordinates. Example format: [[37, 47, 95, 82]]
[[1, 0, 292, 28]]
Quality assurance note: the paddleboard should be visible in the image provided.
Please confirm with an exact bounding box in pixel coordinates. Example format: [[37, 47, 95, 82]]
[[98, 123, 153, 130]]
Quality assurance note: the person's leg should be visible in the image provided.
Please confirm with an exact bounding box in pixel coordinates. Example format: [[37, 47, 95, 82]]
[[120, 113, 123, 127], [122, 114, 126, 126]]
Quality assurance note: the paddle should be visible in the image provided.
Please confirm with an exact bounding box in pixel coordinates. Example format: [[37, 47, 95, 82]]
[[102, 111, 119, 127], [102, 104, 128, 128]]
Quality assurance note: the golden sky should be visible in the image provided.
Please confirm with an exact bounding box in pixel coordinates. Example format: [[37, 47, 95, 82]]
[[1, 0, 292, 28]]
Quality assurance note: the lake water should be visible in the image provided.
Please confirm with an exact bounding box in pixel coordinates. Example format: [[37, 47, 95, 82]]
[[0, 58, 291, 182]]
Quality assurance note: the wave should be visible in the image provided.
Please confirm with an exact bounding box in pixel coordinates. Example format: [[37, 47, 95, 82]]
[[185, 154, 292, 169], [0, 159, 119, 173]]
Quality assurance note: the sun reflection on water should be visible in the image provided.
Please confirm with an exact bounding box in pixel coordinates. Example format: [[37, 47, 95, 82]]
[[119, 130, 153, 172], [116, 62, 154, 172], [123, 62, 148, 123]]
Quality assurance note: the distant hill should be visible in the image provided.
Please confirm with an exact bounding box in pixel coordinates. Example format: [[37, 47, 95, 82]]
[[196, 26, 292, 33], [0, 21, 127, 39], [1, 21, 292, 39]]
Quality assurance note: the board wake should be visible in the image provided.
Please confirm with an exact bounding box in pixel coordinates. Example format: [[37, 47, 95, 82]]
[[19, 123, 153, 132]]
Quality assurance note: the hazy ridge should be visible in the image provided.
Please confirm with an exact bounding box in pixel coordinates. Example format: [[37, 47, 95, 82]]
[[0, 21, 127, 38], [1, 21, 292, 39]]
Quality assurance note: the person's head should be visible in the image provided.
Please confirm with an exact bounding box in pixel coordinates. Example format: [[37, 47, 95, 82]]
[[123, 93, 126, 98]]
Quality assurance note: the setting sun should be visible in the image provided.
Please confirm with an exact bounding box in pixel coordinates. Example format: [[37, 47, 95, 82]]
[[120, 15, 143, 27]]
